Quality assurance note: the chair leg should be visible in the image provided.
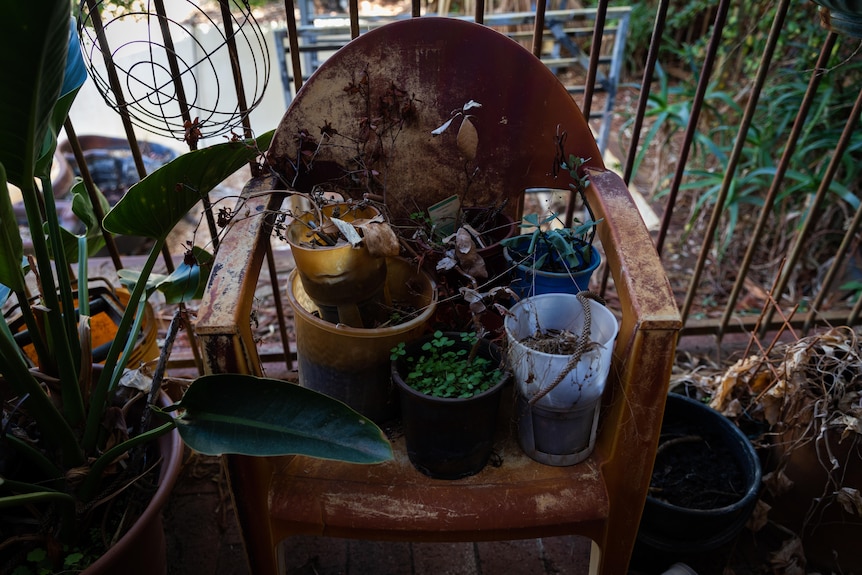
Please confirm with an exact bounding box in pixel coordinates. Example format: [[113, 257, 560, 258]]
[[590, 531, 636, 575], [225, 456, 281, 575], [588, 540, 601, 575]]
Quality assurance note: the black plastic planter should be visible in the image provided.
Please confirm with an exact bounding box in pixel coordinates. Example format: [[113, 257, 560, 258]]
[[392, 335, 509, 480], [637, 393, 762, 555]]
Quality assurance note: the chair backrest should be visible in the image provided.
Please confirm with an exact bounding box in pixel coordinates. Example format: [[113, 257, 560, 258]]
[[272, 7, 631, 153], [267, 17, 602, 225]]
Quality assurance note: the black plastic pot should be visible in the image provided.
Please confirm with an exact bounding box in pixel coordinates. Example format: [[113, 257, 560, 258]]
[[392, 335, 509, 479], [637, 393, 762, 555]]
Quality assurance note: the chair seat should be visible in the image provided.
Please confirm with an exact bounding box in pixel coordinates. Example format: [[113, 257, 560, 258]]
[[268, 385, 610, 541]]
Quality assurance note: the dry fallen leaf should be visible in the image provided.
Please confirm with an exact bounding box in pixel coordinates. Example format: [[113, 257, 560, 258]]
[[454, 227, 487, 280], [770, 537, 806, 575], [746, 499, 771, 532], [763, 469, 794, 497], [709, 355, 762, 414], [836, 487, 862, 516], [457, 117, 479, 161], [359, 221, 401, 257]]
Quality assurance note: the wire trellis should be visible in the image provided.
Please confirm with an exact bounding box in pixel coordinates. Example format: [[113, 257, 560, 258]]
[[77, 0, 270, 142]]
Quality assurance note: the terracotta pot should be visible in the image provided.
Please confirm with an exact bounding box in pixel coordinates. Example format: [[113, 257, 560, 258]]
[[0, 385, 183, 575], [82, 392, 183, 575]]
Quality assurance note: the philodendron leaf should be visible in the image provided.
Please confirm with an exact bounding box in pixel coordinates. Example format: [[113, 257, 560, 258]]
[[169, 374, 393, 463], [0, 164, 25, 293], [35, 19, 87, 182], [103, 131, 274, 241], [160, 247, 214, 303], [52, 180, 109, 263], [117, 246, 213, 303], [70, 179, 110, 233]]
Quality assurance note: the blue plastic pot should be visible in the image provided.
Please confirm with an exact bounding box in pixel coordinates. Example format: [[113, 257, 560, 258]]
[[503, 235, 600, 298]]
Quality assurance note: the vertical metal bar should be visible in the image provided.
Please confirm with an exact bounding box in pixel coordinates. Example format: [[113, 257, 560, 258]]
[[264, 237, 292, 372], [63, 118, 124, 271], [655, 0, 731, 254], [475, 0, 485, 26], [581, 0, 608, 123], [804, 200, 862, 333], [717, 32, 838, 339], [621, 0, 670, 185], [349, 0, 360, 39], [761, 83, 862, 334], [599, 0, 669, 297], [595, 8, 629, 155], [531, 0, 547, 59], [284, 0, 304, 96], [411, 0, 421, 18], [218, 1, 255, 141], [565, 1, 608, 229], [152, 0, 194, 148], [679, 0, 790, 326], [83, 0, 176, 274]]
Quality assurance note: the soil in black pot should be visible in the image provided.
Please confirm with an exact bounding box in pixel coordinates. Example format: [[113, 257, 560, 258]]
[[649, 423, 749, 510]]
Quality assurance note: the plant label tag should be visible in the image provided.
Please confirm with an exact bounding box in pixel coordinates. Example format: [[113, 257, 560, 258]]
[[428, 194, 461, 239]]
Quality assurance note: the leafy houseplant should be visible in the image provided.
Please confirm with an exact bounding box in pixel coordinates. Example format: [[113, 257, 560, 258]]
[[501, 155, 602, 297], [0, 2, 392, 572], [390, 331, 509, 479], [390, 331, 502, 399]]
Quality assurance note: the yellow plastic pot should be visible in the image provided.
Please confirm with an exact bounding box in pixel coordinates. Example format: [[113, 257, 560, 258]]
[[286, 257, 437, 423]]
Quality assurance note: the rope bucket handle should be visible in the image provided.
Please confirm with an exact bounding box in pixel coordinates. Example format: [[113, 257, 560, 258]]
[[528, 290, 607, 406]]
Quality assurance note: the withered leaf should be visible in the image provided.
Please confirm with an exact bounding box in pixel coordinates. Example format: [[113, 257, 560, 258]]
[[358, 221, 401, 257], [457, 117, 479, 161], [454, 227, 487, 280]]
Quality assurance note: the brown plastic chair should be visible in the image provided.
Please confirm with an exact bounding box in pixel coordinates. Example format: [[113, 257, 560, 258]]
[[196, 18, 681, 575]]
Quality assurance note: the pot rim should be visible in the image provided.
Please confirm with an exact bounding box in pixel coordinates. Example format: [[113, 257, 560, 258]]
[[504, 292, 619, 359], [285, 258, 438, 336]]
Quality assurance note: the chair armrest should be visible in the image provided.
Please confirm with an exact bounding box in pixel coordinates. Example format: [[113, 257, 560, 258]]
[[584, 166, 681, 534], [196, 176, 284, 376]]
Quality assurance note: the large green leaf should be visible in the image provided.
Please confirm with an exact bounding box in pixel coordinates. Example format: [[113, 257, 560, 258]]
[[0, 0, 71, 187], [52, 180, 109, 263], [0, 165, 25, 293], [35, 19, 87, 183], [169, 374, 393, 464], [103, 131, 274, 240], [117, 246, 213, 303]]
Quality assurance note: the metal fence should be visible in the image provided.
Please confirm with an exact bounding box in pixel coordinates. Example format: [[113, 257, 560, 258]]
[[69, 0, 862, 357]]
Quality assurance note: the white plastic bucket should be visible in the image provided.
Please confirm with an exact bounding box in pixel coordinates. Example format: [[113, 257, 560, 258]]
[[505, 293, 619, 410]]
